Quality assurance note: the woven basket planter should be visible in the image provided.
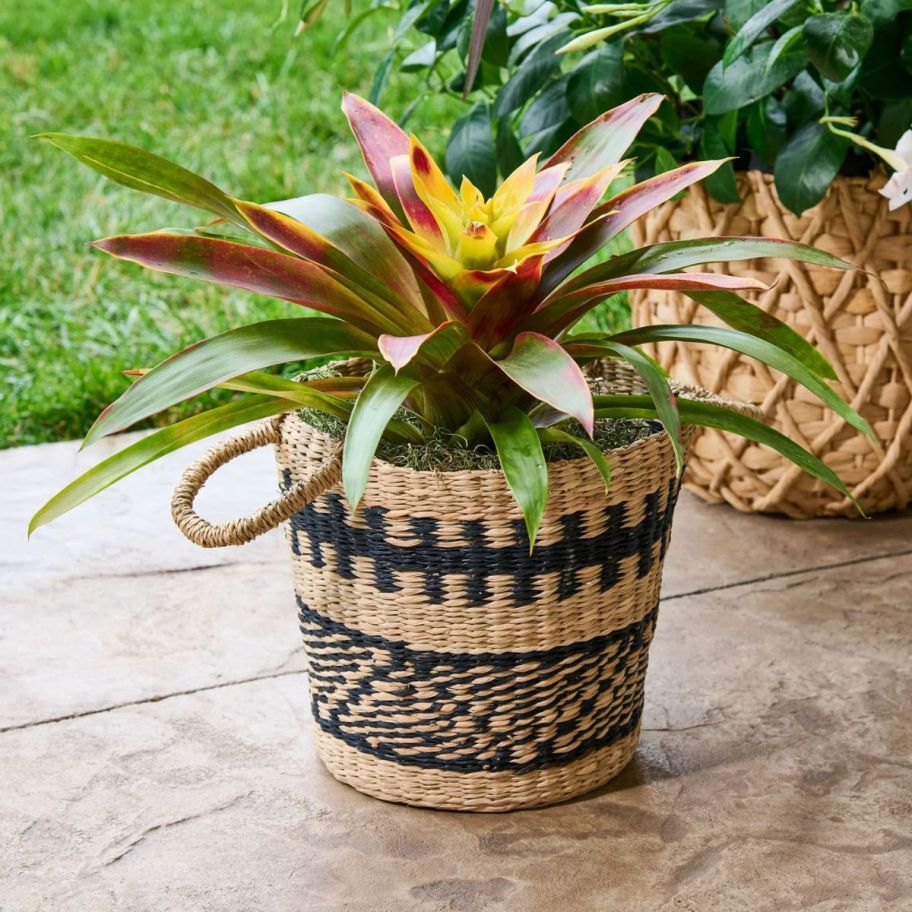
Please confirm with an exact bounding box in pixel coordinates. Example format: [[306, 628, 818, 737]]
[[631, 171, 912, 518], [171, 365, 743, 812]]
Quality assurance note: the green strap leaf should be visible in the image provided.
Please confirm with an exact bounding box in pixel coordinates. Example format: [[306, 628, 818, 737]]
[[83, 318, 376, 446], [592, 394, 859, 511], [560, 237, 854, 293], [611, 324, 874, 441], [567, 339, 684, 470], [484, 407, 549, 548], [687, 290, 837, 381], [342, 364, 422, 509], [539, 426, 612, 491], [37, 133, 242, 226], [29, 395, 293, 536]]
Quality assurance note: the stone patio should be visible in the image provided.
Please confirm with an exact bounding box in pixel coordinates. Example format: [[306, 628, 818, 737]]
[[2, 431, 911, 911]]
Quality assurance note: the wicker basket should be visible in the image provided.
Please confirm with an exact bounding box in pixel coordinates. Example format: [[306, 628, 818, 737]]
[[630, 171, 912, 518], [170, 365, 743, 811]]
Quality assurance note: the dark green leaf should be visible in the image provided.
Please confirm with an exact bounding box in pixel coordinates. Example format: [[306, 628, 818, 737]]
[[686, 290, 837, 380], [804, 13, 874, 82], [482, 2, 510, 66], [446, 101, 497, 197], [612, 324, 873, 439], [29, 396, 294, 535], [700, 112, 741, 203], [782, 71, 825, 129], [774, 121, 848, 215], [484, 407, 549, 547], [518, 75, 574, 155], [342, 365, 421, 508], [861, 0, 912, 26], [859, 26, 912, 99], [724, 0, 799, 68], [591, 394, 857, 507], [723, 0, 767, 32], [765, 24, 804, 74], [877, 97, 912, 147], [746, 97, 787, 165], [567, 45, 625, 124], [495, 117, 526, 178], [658, 26, 723, 93], [494, 31, 568, 117], [703, 40, 806, 114]]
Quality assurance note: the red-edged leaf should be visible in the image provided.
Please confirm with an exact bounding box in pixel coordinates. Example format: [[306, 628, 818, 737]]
[[529, 162, 569, 203], [465, 254, 546, 348], [544, 93, 664, 182], [543, 160, 730, 291], [532, 271, 769, 335], [92, 232, 397, 335], [391, 154, 446, 246], [342, 92, 410, 221], [345, 172, 402, 225], [378, 321, 468, 372], [529, 163, 626, 256], [488, 332, 594, 436], [561, 236, 854, 293], [236, 195, 428, 329]]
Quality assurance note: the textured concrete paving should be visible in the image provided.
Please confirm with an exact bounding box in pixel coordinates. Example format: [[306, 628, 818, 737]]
[[2, 431, 911, 911]]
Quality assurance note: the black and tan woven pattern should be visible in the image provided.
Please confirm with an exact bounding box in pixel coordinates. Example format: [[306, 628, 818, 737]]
[[173, 362, 736, 811], [267, 365, 688, 811]]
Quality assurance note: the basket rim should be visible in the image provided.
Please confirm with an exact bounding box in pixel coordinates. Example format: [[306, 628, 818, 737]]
[[280, 407, 678, 481]]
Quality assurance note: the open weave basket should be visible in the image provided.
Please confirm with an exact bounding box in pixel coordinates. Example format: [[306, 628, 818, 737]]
[[631, 171, 912, 518], [171, 364, 744, 811]]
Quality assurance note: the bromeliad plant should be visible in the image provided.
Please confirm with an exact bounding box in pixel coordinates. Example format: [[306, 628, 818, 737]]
[[30, 92, 870, 544]]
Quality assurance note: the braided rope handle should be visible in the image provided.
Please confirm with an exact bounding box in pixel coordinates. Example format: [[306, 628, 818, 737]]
[[171, 419, 342, 548], [170, 374, 759, 549]]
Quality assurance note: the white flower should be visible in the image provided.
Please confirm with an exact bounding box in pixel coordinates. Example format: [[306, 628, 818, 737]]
[[879, 130, 912, 212]]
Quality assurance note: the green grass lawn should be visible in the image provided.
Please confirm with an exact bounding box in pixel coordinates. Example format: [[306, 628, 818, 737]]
[[2, 0, 627, 448], [1, 0, 464, 447]]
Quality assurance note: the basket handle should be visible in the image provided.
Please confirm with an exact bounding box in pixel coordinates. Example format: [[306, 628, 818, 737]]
[[171, 420, 342, 548]]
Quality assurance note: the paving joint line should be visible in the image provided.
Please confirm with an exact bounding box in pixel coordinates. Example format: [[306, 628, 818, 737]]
[[0, 669, 307, 736], [661, 545, 912, 602], [3, 545, 911, 737]]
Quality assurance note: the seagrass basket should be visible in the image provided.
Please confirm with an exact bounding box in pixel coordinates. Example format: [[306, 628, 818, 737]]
[[631, 171, 912, 518], [171, 364, 745, 811]]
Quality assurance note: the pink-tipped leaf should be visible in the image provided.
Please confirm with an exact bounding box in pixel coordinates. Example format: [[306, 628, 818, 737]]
[[544, 94, 664, 182], [341, 92, 410, 221]]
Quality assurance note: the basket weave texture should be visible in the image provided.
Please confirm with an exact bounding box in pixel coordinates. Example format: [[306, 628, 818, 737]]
[[631, 171, 912, 518], [272, 367, 689, 812]]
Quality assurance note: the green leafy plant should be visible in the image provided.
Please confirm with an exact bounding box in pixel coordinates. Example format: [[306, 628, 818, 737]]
[[30, 92, 869, 544], [364, 0, 912, 215]]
